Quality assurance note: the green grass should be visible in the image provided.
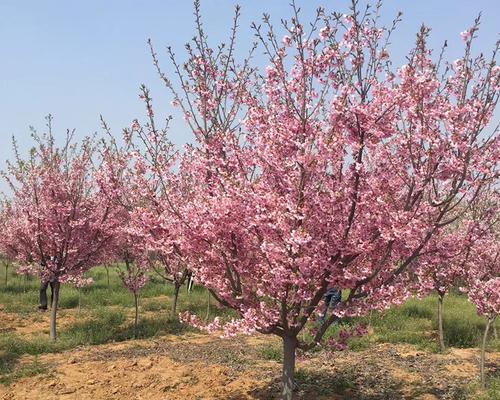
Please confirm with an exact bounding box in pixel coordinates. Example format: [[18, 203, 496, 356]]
[[369, 294, 499, 351], [259, 343, 283, 362], [0, 333, 63, 383], [0, 357, 50, 385], [0, 264, 229, 315], [307, 293, 499, 354], [0, 262, 237, 384], [0, 307, 196, 384], [458, 376, 500, 400], [1, 260, 499, 390]]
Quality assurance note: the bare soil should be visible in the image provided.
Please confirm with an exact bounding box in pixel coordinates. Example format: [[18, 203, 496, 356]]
[[0, 308, 83, 337], [1, 309, 499, 399]]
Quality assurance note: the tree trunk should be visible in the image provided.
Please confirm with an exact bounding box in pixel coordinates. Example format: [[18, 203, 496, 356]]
[[282, 335, 297, 400], [134, 292, 139, 339], [480, 317, 493, 388], [172, 283, 180, 316], [437, 292, 445, 352], [4, 263, 8, 286], [106, 266, 110, 289], [206, 289, 211, 320], [49, 280, 60, 341]]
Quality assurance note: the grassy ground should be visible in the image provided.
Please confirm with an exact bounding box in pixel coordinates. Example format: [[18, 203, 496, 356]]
[[0, 262, 498, 398], [340, 292, 499, 352]]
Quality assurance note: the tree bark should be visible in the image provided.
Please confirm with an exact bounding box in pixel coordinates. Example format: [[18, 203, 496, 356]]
[[172, 283, 180, 316], [282, 335, 297, 400], [206, 289, 211, 320], [106, 266, 110, 289], [437, 292, 445, 352], [49, 280, 60, 341], [134, 292, 139, 339], [480, 317, 493, 388], [4, 262, 8, 286]]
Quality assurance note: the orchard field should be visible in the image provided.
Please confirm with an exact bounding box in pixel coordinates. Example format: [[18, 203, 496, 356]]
[[1, 1, 499, 399], [0, 262, 498, 400]]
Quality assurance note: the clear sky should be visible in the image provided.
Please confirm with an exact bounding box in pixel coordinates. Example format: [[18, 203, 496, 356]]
[[0, 0, 498, 193]]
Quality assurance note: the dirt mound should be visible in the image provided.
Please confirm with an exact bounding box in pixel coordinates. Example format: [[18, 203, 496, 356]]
[[1, 334, 498, 400], [0, 335, 274, 400]]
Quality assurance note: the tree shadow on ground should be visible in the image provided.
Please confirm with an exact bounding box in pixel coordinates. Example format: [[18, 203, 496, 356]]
[[245, 367, 407, 400], [244, 363, 490, 400]]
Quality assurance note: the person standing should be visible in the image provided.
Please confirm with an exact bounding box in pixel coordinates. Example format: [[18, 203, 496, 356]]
[[39, 279, 55, 311], [319, 287, 342, 322], [39, 256, 56, 311]]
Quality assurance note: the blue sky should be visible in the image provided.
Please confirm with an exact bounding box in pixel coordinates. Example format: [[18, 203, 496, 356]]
[[0, 0, 498, 192]]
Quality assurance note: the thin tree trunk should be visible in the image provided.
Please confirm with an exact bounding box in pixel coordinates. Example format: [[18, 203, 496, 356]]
[[106, 266, 110, 289], [480, 317, 493, 388], [134, 292, 139, 339], [282, 335, 297, 400], [4, 263, 8, 286], [172, 283, 180, 316], [206, 289, 211, 320], [49, 280, 60, 341], [437, 292, 445, 352]]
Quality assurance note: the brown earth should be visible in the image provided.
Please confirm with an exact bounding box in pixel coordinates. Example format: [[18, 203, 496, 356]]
[[1, 309, 499, 399], [0, 308, 84, 337]]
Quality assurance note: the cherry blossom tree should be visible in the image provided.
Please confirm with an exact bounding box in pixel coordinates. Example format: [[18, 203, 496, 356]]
[[407, 169, 499, 354], [105, 98, 191, 317], [148, 252, 189, 315], [460, 195, 499, 387], [142, 1, 499, 397], [98, 134, 153, 336], [0, 117, 119, 340], [0, 208, 15, 286], [61, 273, 94, 311], [468, 244, 498, 388], [1, 257, 10, 286], [117, 252, 149, 338], [414, 222, 476, 351]]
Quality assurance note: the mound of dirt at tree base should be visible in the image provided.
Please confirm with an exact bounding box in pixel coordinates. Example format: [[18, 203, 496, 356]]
[[0, 334, 498, 400]]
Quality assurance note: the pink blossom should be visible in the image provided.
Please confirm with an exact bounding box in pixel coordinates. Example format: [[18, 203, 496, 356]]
[[0, 126, 121, 338], [460, 30, 472, 42], [130, 120, 140, 131], [319, 26, 330, 40]]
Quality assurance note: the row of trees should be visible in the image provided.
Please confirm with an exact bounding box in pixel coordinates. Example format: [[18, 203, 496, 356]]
[[0, 1, 498, 398]]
